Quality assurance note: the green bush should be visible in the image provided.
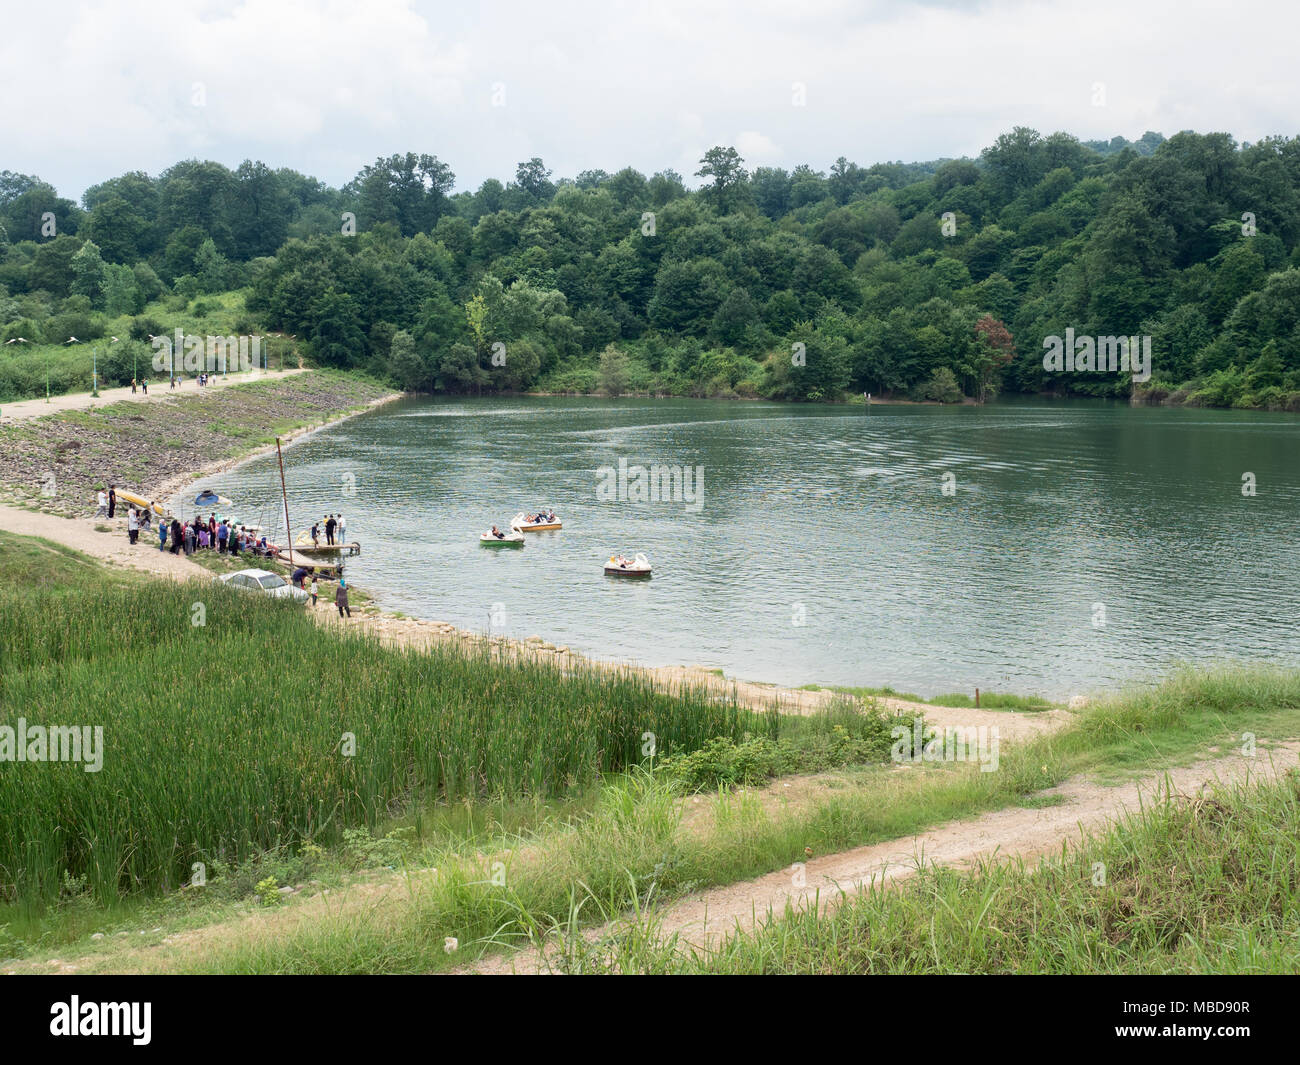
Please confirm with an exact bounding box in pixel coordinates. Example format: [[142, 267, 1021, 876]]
[[914, 366, 964, 403], [661, 701, 918, 791]]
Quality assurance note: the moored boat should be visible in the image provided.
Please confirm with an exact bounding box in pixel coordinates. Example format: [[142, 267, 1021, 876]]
[[293, 531, 361, 556], [604, 552, 651, 577]]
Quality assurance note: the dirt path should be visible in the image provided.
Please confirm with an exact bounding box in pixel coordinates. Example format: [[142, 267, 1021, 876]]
[[0, 368, 307, 425], [467, 741, 1300, 973], [0, 505, 209, 581], [14, 740, 1292, 975]]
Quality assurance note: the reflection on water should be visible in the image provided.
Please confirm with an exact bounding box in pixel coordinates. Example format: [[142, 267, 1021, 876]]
[[184, 395, 1300, 697]]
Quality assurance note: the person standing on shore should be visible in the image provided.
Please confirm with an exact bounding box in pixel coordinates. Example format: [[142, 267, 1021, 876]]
[[170, 519, 183, 554], [108, 485, 116, 519], [337, 513, 346, 544], [183, 522, 195, 556], [334, 578, 351, 618], [141, 378, 148, 394], [95, 489, 108, 517], [217, 520, 228, 554], [159, 520, 168, 551], [309, 576, 319, 606], [127, 508, 139, 544], [325, 514, 336, 546]]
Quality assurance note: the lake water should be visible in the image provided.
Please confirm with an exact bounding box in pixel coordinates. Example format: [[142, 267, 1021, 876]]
[[187, 396, 1300, 698]]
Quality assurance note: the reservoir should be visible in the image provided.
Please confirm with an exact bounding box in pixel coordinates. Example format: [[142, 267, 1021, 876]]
[[200, 395, 1300, 698]]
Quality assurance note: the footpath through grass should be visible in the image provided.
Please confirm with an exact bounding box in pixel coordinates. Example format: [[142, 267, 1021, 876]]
[[561, 768, 1300, 974], [171, 662, 1300, 975]]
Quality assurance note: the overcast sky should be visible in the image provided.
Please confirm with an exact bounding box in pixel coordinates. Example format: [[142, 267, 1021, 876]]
[[2, 0, 1296, 200]]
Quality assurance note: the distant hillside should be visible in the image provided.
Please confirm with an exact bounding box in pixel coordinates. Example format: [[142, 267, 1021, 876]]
[[5, 127, 1300, 410]]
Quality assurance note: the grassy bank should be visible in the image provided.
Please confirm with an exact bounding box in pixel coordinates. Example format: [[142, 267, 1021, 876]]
[[0, 368, 391, 516], [170, 663, 1300, 974], [10, 657, 1289, 974], [0, 533, 772, 909], [0, 290, 302, 403], [562, 768, 1300, 974], [4, 532, 1299, 973], [802, 682, 1056, 712]]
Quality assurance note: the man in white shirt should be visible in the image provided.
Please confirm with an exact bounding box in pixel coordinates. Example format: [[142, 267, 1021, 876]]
[[95, 490, 108, 517]]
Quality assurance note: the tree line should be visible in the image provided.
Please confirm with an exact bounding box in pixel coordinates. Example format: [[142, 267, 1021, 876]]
[[3, 127, 1300, 409]]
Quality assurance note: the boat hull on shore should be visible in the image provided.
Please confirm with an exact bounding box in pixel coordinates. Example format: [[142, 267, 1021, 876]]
[[116, 490, 167, 516], [270, 550, 343, 578]]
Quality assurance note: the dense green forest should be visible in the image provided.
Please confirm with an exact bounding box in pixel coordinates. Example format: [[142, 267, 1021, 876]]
[[3, 126, 1300, 408]]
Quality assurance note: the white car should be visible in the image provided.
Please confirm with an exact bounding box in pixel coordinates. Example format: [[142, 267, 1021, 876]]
[[218, 568, 310, 602]]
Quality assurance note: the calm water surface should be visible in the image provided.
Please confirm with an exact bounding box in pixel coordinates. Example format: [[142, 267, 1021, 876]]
[[180, 396, 1300, 698]]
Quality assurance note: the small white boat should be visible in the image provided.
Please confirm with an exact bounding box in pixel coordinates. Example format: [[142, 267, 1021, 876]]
[[481, 529, 525, 547], [605, 552, 651, 577], [512, 511, 562, 532]]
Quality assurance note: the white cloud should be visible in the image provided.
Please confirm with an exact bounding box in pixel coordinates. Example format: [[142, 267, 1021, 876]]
[[735, 131, 782, 165], [0, 0, 1297, 199]]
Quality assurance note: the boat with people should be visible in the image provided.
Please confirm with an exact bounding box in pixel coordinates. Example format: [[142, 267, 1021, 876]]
[[481, 525, 525, 547], [605, 552, 651, 577], [512, 510, 562, 532], [293, 530, 361, 556]]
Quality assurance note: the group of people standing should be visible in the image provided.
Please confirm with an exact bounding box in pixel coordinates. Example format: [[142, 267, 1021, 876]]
[[159, 514, 273, 558], [101, 482, 355, 619], [128, 379, 150, 394], [309, 513, 347, 546]]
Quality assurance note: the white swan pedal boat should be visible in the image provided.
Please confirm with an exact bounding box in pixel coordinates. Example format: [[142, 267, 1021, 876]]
[[481, 529, 525, 547], [605, 552, 651, 577]]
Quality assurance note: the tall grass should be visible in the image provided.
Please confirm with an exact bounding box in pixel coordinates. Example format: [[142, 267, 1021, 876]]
[[571, 770, 1300, 974], [0, 559, 766, 906]]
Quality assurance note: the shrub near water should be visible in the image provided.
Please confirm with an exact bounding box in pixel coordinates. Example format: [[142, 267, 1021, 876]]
[[0, 572, 763, 906], [661, 699, 912, 791]]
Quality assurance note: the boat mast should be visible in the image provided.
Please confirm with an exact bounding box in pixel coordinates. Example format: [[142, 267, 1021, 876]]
[[276, 436, 294, 568]]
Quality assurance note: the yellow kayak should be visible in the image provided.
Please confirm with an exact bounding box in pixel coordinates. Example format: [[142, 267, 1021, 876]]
[[116, 490, 167, 516]]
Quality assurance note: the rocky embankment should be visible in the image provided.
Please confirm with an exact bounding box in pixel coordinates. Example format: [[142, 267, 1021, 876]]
[[0, 372, 394, 517]]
